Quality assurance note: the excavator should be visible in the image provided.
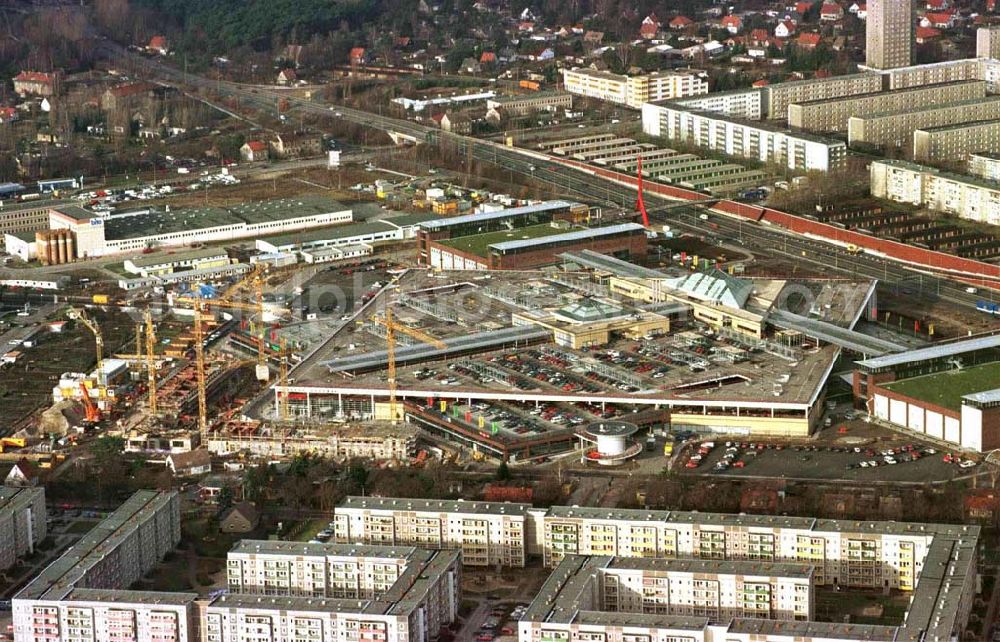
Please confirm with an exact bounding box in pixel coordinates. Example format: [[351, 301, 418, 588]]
[[79, 383, 101, 427]]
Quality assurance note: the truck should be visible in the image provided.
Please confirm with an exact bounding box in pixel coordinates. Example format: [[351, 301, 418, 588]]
[[92, 294, 110, 305]]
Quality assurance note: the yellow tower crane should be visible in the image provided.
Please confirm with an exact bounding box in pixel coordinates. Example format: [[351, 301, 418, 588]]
[[370, 308, 446, 425], [145, 308, 158, 415], [278, 337, 291, 421], [112, 310, 161, 415], [218, 263, 270, 378], [66, 307, 104, 376], [174, 295, 288, 439]]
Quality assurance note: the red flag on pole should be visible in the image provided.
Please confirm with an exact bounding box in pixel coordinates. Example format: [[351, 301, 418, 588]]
[[636, 155, 650, 227]]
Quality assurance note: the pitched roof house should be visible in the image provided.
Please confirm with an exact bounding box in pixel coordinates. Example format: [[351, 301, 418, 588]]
[[147, 35, 169, 55], [166, 450, 212, 477], [220, 502, 261, 533], [669, 16, 694, 29], [5, 459, 39, 487], [721, 15, 743, 33], [820, 3, 844, 20]]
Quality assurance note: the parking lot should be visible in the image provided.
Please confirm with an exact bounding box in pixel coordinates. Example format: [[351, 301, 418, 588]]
[[676, 426, 976, 483]]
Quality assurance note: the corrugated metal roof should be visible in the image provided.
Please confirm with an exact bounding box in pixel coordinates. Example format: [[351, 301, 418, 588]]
[[418, 200, 578, 231], [962, 388, 1000, 404], [856, 334, 1000, 370]]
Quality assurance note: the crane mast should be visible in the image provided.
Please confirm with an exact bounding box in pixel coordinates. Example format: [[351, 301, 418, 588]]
[[145, 308, 157, 415]]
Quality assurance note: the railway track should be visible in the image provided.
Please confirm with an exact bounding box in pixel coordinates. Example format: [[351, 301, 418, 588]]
[[101, 42, 998, 314]]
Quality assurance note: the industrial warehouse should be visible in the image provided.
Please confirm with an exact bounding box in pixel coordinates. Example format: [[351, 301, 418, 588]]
[[3, 195, 353, 260], [854, 334, 1000, 452], [276, 249, 888, 460]]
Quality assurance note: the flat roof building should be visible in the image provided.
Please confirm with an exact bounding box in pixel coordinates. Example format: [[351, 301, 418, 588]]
[[46, 196, 353, 258], [0, 199, 66, 248], [0, 486, 46, 572], [123, 247, 232, 277], [788, 81, 987, 133], [12, 491, 462, 642], [913, 119, 1000, 164], [969, 152, 1000, 181], [881, 58, 984, 90], [642, 102, 847, 172], [334, 496, 531, 567], [329, 497, 978, 642], [978, 26, 1000, 60], [524, 510, 976, 642], [13, 490, 184, 642], [527, 555, 815, 623], [847, 96, 1000, 149], [855, 335, 1000, 451], [212, 542, 461, 642], [486, 91, 573, 116], [866, 0, 915, 70], [562, 68, 708, 109], [871, 159, 1000, 225], [764, 73, 884, 121]]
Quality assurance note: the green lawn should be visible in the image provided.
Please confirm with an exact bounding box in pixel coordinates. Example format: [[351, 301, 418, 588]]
[[440, 224, 568, 258], [883, 362, 1000, 411], [293, 518, 331, 542]]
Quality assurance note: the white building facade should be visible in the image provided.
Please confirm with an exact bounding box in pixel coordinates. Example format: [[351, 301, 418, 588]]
[[333, 496, 530, 567], [871, 159, 1000, 224], [641, 103, 847, 172]]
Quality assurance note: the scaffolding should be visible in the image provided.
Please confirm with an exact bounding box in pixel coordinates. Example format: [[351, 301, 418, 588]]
[[545, 274, 613, 299], [364, 321, 417, 346], [718, 326, 803, 362], [540, 345, 642, 389], [397, 294, 462, 325], [481, 285, 534, 310], [455, 359, 517, 388]]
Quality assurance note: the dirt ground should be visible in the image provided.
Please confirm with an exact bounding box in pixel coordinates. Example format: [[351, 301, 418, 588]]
[[0, 308, 137, 434]]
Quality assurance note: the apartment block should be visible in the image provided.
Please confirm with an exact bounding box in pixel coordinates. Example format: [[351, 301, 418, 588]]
[[788, 81, 987, 133], [847, 97, 1000, 149], [882, 59, 984, 90], [978, 27, 1000, 60], [561, 68, 708, 109], [333, 496, 530, 566], [11, 491, 466, 642], [764, 73, 884, 121], [0, 486, 46, 571], [872, 159, 1000, 224], [227, 541, 410, 597], [866, 0, 914, 70], [969, 152, 1000, 181], [211, 542, 461, 642], [13, 491, 183, 642], [532, 556, 813, 625], [641, 102, 847, 172], [913, 119, 1000, 163], [18, 590, 197, 642], [520, 508, 977, 642], [540, 506, 934, 590], [673, 88, 765, 120]]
